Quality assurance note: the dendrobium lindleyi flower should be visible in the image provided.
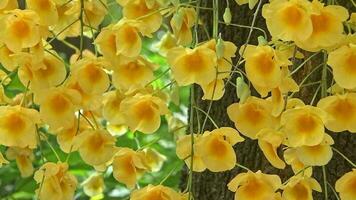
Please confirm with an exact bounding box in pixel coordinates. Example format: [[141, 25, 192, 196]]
[[335, 169, 356, 200], [0, 106, 40, 148], [195, 127, 245, 172], [228, 170, 281, 200]]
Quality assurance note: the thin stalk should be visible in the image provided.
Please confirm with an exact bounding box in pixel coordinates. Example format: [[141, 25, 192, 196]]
[[332, 147, 356, 168], [310, 85, 321, 105], [290, 52, 320, 76], [79, 0, 85, 59], [322, 166, 328, 200], [193, 106, 219, 129], [66, 112, 81, 162], [218, 21, 267, 39], [321, 51, 328, 98], [327, 182, 340, 200], [236, 163, 251, 171]]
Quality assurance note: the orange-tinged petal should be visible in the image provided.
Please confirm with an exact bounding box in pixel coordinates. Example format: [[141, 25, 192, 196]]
[[335, 169, 356, 200], [280, 105, 327, 147], [167, 46, 217, 86], [317, 93, 356, 133], [227, 97, 277, 139]]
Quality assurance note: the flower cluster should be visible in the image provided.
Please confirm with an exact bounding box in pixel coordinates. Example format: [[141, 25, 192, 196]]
[[0, 0, 355, 199]]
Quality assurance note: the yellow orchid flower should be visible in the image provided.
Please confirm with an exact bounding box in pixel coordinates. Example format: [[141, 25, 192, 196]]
[[195, 127, 244, 172], [5, 147, 34, 178], [130, 184, 181, 200], [227, 96, 277, 139], [280, 105, 327, 147], [112, 147, 148, 189], [317, 93, 356, 133], [228, 170, 281, 200], [262, 0, 313, 42], [0, 105, 40, 148], [335, 169, 356, 200], [34, 162, 78, 200], [119, 93, 168, 134], [74, 129, 116, 166], [167, 46, 217, 86]]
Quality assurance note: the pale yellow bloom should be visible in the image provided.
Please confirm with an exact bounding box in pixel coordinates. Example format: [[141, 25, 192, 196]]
[[317, 93, 356, 133], [294, 134, 334, 166], [27, 0, 58, 25], [82, 173, 105, 197], [112, 147, 148, 189], [112, 56, 155, 92], [284, 148, 313, 177], [66, 76, 103, 110], [167, 46, 217, 86], [5, 147, 34, 177], [70, 57, 110, 95], [119, 0, 162, 35], [34, 162, 78, 200], [0, 9, 42, 52], [51, 1, 80, 39], [142, 148, 166, 172], [280, 105, 327, 147], [102, 90, 126, 125], [170, 7, 196, 45], [95, 24, 132, 67], [282, 176, 321, 200], [0, 45, 17, 71], [328, 44, 356, 90], [335, 169, 356, 200], [228, 170, 281, 200], [295, 0, 349, 51], [0, 0, 18, 14], [200, 39, 237, 79], [74, 129, 116, 166], [201, 79, 225, 101], [0, 106, 40, 148], [195, 127, 244, 172], [262, 0, 313, 42], [257, 128, 286, 169], [113, 19, 143, 58], [242, 45, 290, 96], [120, 93, 168, 134], [227, 97, 277, 139], [176, 134, 206, 172], [37, 87, 81, 130], [17, 51, 67, 92], [55, 117, 90, 153], [156, 32, 177, 56], [130, 184, 181, 200]]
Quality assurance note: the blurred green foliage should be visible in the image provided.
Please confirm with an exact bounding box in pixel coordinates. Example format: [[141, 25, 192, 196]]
[[0, 0, 188, 199]]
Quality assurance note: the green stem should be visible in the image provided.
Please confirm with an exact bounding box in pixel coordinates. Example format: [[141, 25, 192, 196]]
[[327, 182, 340, 200], [66, 112, 81, 162], [322, 166, 328, 200], [321, 51, 328, 98], [332, 147, 356, 168], [290, 52, 320, 76], [212, 0, 219, 38], [79, 0, 85, 59], [310, 85, 321, 105], [193, 106, 219, 129], [187, 86, 195, 200], [159, 164, 179, 184], [236, 163, 251, 171], [218, 21, 267, 39]]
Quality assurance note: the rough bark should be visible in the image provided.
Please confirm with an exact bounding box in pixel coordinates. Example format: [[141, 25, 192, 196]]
[[181, 1, 356, 200]]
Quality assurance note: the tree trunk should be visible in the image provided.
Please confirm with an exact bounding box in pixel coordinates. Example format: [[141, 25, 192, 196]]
[[181, 1, 356, 200]]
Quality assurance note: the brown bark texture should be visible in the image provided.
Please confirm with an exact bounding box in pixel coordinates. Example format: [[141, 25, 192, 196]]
[[180, 0, 356, 200]]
